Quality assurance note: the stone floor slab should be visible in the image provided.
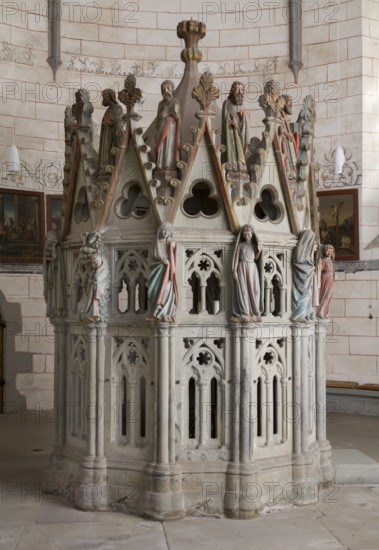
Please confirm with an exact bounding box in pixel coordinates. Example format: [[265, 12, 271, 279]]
[[163, 512, 347, 550], [317, 485, 379, 550], [332, 449, 379, 483], [0, 527, 24, 550], [13, 522, 167, 550]]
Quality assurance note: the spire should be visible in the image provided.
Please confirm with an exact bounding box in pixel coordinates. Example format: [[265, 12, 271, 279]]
[[143, 20, 221, 160]]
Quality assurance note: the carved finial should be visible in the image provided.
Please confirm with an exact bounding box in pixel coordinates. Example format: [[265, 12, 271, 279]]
[[177, 20, 206, 63], [258, 80, 284, 118], [297, 95, 316, 134], [118, 73, 143, 114], [192, 71, 220, 113]]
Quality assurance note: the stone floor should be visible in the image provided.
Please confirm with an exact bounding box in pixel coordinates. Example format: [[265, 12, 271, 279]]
[[1, 412, 379, 549]]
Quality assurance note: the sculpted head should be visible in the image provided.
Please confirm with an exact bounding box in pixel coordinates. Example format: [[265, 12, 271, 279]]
[[282, 94, 293, 115], [161, 80, 175, 101], [323, 244, 335, 258], [158, 222, 173, 239], [229, 81, 245, 106], [241, 224, 254, 243], [102, 88, 117, 107]]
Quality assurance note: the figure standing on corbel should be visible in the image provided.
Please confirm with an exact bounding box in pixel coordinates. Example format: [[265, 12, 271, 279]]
[[76, 231, 109, 322], [98, 88, 124, 176], [222, 81, 250, 173], [148, 223, 178, 322], [317, 244, 335, 319], [155, 80, 181, 174], [43, 230, 66, 318], [232, 224, 262, 323], [291, 230, 319, 323]]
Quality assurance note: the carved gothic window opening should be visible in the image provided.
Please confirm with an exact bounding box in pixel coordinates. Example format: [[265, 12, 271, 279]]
[[72, 337, 87, 439], [117, 276, 147, 314], [188, 377, 196, 439], [257, 377, 262, 437], [118, 279, 129, 313], [206, 272, 220, 314], [116, 249, 149, 315], [113, 337, 149, 447], [115, 182, 150, 219], [188, 272, 200, 314], [263, 255, 286, 317], [140, 376, 146, 438], [254, 188, 281, 222], [210, 377, 218, 439], [183, 339, 225, 449], [183, 181, 219, 217], [74, 186, 90, 223], [121, 375, 127, 437], [272, 276, 281, 316], [135, 273, 148, 314], [273, 375, 278, 435], [185, 249, 223, 315]]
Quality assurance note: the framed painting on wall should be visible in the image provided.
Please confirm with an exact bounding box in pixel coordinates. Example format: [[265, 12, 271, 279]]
[[46, 194, 63, 235], [0, 189, 44, 263], [317, 189, 359, 261]]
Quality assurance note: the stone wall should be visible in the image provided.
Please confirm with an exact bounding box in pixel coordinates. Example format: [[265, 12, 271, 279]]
[[327, 269, 379, 384], [0, 0, 378, 406]]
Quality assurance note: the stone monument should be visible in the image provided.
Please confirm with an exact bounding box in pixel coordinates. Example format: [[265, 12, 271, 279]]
[[45, 20, 333, 520]]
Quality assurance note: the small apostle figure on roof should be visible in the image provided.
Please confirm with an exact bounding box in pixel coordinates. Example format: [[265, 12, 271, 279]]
[[231, 224, 262, 323], [317, 244, 335, 319], [222, 81, 250, 173], [155, 80, 181, 173], [98, 88, 124, 175], [148, 223, 178, 323], [279, 94, 299, 180]]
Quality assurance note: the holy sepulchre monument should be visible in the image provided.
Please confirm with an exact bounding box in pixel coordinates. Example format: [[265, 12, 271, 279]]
[[44, 20, 333, 520]]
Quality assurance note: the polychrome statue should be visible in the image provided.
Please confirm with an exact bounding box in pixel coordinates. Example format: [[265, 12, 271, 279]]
[[155, 80, 181, 172], [221, 81, 250, 172], [317, 244, 335, 319], [292, 230, 317, 322], [232, 224, 262, 323], [76, 232, 109, 322], [148, 223, 178, 322]]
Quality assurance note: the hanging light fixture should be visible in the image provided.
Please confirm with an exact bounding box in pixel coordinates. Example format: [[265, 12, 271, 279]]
[[335, 0, 345, 175]]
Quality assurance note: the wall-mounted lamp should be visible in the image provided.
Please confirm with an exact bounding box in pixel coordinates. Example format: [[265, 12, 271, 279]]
[[335, 145, 345, 174]]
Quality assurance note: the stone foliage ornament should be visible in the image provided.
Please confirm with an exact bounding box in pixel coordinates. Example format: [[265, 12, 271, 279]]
[[118, 73, 142, 114], [258, 80, 284, 118], [75, 231, 109, 322], [192, 71, 220, 114]]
